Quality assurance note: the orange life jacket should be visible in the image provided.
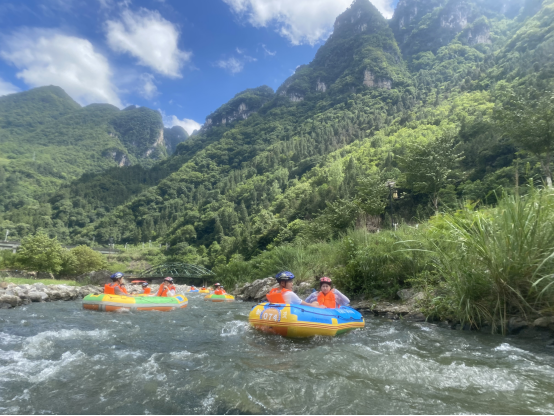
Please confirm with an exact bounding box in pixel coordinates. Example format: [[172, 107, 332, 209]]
[[143, 287, 151, 294], [104, 282, 121, 295], [317, 291, 337, 308], [191, 286, 196, 290], [156, 285, 175, 298], [214, 289, 223, 295], [266, 288, 291, 304]]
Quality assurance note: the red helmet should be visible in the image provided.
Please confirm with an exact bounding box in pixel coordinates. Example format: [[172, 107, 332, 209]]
[[320, 277, 332, 284], [164, 277, 174, 282]]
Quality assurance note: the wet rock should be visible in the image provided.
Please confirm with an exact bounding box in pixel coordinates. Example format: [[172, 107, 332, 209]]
[[32, 283, 47, 291], [508, 317, 528, 334], [0, 294, 21, 307], [533, 316, 554, 328], [28, 291, 48, 302], [405, 312, 427, 322], [0, 302, 12, 309]]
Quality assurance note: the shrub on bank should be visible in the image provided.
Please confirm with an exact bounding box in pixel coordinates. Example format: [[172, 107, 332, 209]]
[[420, 189, 554, 333]]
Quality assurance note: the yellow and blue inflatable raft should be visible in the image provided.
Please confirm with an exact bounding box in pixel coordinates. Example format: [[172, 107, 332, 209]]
[[249, 303, 364, 337], [82, 294, 188, 312], [204, 294, 235, 302]]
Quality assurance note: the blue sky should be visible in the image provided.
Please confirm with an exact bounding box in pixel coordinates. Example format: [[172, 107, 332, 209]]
[[0, 0, 398, 134]]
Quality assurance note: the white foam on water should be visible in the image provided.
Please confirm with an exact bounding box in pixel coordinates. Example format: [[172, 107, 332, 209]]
[[23, 328, 111, 357], [0, 332, 24, 345], [30, 350, 87, 383], [494, 343, 526, 353], [221, 320, 249, 337]]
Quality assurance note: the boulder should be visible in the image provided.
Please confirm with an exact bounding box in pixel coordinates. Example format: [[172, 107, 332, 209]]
[[508, 317, 528, 334], [28, 291, 49, 302], [296, 282, 313, 298], [405, 312, 427, 322], [32, 283, 47, 291], [0, 302, 12, 309], [397, 289, 417, 301], [0, 281, 8, 289], [0, 294, 21, 307], [533, 316, 554, 328]]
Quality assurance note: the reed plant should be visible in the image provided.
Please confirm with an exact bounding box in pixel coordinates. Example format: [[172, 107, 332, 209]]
[[428, 189, 554, 333]]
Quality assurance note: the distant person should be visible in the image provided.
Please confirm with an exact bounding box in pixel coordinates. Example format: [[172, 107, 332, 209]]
[[266, 271, 322, 307], [304, 277, 349, 309], [104, 273, 131, 297], [190, 285, 197, 291], [213, 283, 225, 295], [141, 282, 151, 295], [156, 277, 176, 297]]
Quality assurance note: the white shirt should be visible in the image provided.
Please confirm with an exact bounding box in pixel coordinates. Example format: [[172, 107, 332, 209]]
[[282, 291, 303, 305]]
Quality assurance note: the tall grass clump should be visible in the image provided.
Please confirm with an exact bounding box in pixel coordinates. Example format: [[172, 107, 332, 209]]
[[429, 189, 554, 333]]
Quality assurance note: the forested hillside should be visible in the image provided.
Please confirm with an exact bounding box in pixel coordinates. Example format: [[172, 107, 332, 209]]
[[0, 87, 189, 217], [1, 0, 554, 279]]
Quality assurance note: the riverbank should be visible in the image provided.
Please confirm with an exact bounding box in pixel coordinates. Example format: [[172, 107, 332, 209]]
[[0, 282, 192, 309], [232, 278, 554, 339]]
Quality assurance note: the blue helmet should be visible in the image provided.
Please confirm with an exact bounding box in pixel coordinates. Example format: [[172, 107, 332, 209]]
[[110, 272, 124, 280], [275, 271, 295, 281]]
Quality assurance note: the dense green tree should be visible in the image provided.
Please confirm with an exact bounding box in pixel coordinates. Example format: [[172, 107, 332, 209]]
[[495, 83, 554, 186], [16, 232, 65, 273], [399, 133, 464, 214]]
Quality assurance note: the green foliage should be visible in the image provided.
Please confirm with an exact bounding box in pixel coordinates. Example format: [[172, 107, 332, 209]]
[[16, 232, 65, 273], [494, 81, 554, 185], [422, 189, 554, 333], [60, 245, 107, 276], [399, 132, 464, 213]]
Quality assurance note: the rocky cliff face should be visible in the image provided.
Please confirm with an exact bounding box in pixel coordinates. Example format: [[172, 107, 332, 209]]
[[390, 0, 525, 57], [202, 86, 274, 131], [276, 0, 407, 100]]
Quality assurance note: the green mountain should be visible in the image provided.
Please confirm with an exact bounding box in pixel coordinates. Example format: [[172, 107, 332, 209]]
[[1, 0, 554, 273], [0, 86, 190, 213]]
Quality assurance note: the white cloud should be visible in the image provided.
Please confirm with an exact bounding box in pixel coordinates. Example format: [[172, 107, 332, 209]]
[[140, 73, 158, 99], [223, 0, 395, 45], [0, 78, 19, 96], [106, 8, 191, 78], [261, 44, 276, 56], [162, 112, 202, 135], [0, 29, 121, 106], [216, 57, 244, 74]]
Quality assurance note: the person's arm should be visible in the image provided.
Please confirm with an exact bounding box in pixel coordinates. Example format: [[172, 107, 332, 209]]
[[167, 289, 176, 296], [304, 292, 318, 303], [114, 286, 131, 297], [286, 291, 323, 308], [333, 289, 350, 306]]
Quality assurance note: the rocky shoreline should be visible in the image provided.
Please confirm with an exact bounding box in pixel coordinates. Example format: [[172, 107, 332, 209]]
[[0, 282, 192, 309]]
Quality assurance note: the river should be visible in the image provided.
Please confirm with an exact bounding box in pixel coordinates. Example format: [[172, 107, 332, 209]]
[[1, 294, 554, 414]]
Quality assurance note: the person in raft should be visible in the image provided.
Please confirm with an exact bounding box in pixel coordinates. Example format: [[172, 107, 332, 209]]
[[156, 277, 176, 297], [141, 282, 151, 295], [213, 283, 226, 295], [304, 277, 350, 308], [104, 273, 131, 297], [266, 271, 323, 307]]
